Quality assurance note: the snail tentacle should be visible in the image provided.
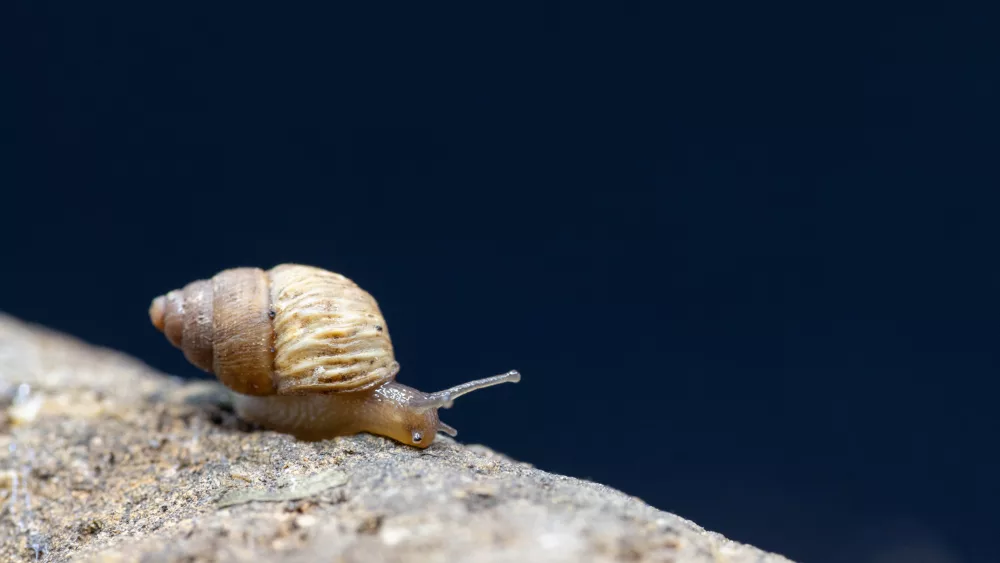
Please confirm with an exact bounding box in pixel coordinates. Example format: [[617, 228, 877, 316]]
[[409, 370, 522, 412]]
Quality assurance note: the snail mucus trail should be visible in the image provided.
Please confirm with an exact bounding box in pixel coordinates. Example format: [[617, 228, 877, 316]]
[[148, 264, 520, 448]]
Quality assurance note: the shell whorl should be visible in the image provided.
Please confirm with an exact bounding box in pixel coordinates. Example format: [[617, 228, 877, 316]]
[[148, 264, 399, 396], [268, 264, 398, 394]]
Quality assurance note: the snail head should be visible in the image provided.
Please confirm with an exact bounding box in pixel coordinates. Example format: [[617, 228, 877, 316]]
[[377, 370, 521, 448]]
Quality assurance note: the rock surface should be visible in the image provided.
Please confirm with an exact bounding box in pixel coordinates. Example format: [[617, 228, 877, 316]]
[[0, 312, 794, 563]]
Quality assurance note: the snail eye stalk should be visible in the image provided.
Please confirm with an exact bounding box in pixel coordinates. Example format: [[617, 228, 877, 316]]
[[409, 370, 521, 412]]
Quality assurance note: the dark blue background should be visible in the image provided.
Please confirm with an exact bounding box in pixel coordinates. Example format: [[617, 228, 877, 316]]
[[3, 2, 997, 562]]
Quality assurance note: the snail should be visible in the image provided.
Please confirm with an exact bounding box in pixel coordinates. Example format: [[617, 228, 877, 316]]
[[148, 264, 520, 448]]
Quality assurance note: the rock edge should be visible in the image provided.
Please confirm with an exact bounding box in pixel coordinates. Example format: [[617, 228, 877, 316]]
[[0, 313, 794, 563]]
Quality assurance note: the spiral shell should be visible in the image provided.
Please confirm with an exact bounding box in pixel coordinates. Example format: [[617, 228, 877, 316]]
[[149, 264, 399, 396]]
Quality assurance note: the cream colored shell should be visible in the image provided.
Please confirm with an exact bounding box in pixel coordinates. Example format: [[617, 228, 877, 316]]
[[268, 264, 398, 394], [149, 264, 399, 396]]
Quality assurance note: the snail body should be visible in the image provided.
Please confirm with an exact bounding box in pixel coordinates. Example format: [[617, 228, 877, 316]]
[[149, 264, 519, 448]]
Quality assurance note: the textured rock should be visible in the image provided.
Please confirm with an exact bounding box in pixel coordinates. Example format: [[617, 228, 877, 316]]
[[0, 312, 794, 563]]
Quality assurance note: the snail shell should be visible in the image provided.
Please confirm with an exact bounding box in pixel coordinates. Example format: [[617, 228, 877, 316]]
[[148, 264, 399, 396]]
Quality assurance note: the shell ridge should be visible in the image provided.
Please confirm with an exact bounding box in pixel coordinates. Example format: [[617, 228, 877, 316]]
[[268, 264, 396, 394]]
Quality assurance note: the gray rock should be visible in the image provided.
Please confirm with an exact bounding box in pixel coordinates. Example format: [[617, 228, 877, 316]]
[[0, 313, 795, 563]]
